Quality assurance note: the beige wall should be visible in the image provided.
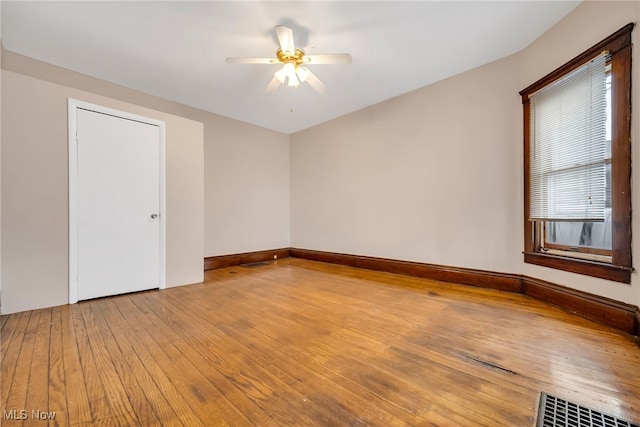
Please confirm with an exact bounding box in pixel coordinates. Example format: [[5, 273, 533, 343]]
[[204, 118, 290, 256], [291, 54, 522, 274], [1, 49, 290, 313], [0, 39, 3, 310], [291, 1, 639, 305], [517, 1, 640, 306], [2, 51, 291, 259], [1, 71, 204, 314], [2, 1, 639, 312]]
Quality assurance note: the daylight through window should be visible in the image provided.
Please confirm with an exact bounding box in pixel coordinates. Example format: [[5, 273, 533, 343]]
[[520, 24, 633, 283]]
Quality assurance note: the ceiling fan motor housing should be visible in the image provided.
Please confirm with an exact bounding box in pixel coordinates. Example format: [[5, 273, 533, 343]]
[[276, 48, 308, 66]]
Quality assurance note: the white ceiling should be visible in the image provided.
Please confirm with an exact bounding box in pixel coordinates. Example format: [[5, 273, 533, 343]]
[[2, 1, 580, 134]]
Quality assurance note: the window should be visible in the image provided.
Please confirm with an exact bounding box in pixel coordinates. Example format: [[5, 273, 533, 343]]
[[542, 68, 612, 259], [520, 24, 633, 283]]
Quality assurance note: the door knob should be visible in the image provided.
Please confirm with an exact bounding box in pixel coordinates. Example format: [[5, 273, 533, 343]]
[[150, 214, 158, 219]]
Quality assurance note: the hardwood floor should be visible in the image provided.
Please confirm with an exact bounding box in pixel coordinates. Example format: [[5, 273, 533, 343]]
[[1, 258, 639, 426]]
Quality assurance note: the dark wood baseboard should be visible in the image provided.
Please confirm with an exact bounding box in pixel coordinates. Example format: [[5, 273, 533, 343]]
[[290, 248, 522, 293], [289, 248, 638, 336], [204, 248, 291, 270], [521, 276, 637, 334], [204, 247, 638, 337]]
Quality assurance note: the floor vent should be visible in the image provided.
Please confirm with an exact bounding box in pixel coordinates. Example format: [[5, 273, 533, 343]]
[[240, 261, 271, 268], [537, 393, 639, 427]]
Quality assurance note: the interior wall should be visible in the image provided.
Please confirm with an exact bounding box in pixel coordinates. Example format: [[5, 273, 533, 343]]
[[0, 40, 3, 310], [1, 50, 290, 314], [2, 50, 291, 260], [1, 2, 638, 311], [204, 118, 290, 256], [1, 70, 204, 314], [291, 0, 639, 305], [516, 1, 640, 306], [291, 53, 522, 274]]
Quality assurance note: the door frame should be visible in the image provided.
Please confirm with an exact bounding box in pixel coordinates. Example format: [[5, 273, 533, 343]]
[[68, 99, 167, 304]]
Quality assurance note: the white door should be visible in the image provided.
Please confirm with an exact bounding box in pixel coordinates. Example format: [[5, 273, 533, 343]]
[[75, 107, 161, 300]]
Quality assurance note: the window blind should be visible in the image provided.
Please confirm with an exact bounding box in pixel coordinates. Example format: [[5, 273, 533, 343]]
[[529, 53, 608, 222]]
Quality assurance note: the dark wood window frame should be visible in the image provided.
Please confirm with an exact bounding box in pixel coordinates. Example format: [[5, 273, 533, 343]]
[[520, 23, 634, 283]]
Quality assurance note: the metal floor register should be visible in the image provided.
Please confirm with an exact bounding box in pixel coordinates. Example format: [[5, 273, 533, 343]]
[[537, 393, 639, 427]]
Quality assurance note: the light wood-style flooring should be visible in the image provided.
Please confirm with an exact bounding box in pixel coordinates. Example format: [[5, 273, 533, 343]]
[[1, 258, 639, 426]]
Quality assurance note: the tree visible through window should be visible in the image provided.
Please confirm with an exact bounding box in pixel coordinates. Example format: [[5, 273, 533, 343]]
[[520, 24, 633, 283]]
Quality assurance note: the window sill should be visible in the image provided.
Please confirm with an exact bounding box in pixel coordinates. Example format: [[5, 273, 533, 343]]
[[542, 248, 612, 263], [524, 251, 631, 284]]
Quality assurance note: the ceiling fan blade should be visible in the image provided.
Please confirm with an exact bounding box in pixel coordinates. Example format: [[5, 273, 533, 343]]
[[264, 76, 281, 94], [304, 54, 352, 65], [275, 25, 295, 54], [226, 57, 278, 64], [302, 68, 327, 95]]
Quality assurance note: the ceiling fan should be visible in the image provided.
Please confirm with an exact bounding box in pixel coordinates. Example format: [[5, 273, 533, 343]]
[[226, 25, 352, 95]]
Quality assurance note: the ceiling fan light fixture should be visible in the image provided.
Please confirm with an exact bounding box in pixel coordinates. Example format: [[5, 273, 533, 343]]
[[296, 66, 310, 82], [227, 25, 352, 95], [274, 66, 288, 84], [274, 61, 299, 87], [287, 72, 299, 87], [274, 61, 296, 84]]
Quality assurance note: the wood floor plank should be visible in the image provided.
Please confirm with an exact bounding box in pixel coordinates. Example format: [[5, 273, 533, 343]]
[[175, 286, 427, 425], [59, 305, 92, 426], [82, 301, 161, 427], [173, 284, 418, 426], [188, 268, 532, 423], [2, 258, 639, 426], [4, 310, 40, 423], [209, 260, 637, 424], [71, 303, 127, 426], [23, 308, 53, 427], [93, 297, 203, 427], [136, 291, 331, 426], [238, 276, 524, 424], [119, 293, 257, 426], [48, 306, 70, 427], [312, 329, 527, 425], [1, 311, 31, 411], [162, 286, 408, 426], [232, 268, 536, 418]]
